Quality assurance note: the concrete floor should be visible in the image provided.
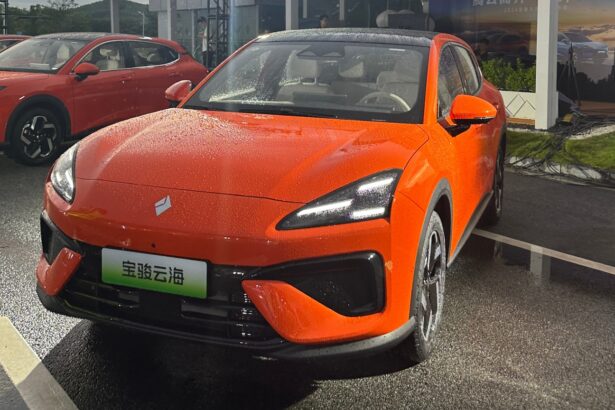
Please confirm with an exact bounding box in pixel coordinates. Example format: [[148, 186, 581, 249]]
[[1, 153, 614, 409]]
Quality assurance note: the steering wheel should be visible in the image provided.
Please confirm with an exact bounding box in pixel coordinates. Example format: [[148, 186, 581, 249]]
[[357, 91, 411, 112]]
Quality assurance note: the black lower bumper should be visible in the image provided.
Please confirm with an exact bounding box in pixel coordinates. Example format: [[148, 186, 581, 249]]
[[37, 285, 415, 360]]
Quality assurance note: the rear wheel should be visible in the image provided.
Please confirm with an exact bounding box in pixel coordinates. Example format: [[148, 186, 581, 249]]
[[10, 108, 63, 166], [394, 211, 447, 364], [480, 144, 505, 227]]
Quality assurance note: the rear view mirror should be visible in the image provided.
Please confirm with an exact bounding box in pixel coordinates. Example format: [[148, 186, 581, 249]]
[[165, 80, 193, 107], [74, 62, 100, 80], [449, 95, 497, 126]]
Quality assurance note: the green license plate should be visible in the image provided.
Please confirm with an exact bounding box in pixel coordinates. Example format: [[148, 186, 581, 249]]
[[101, 248, 207, 299]]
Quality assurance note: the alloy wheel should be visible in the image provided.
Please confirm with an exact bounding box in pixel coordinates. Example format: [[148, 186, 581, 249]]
[[420, 230, 445, 341], [20, 115, 58, 160]]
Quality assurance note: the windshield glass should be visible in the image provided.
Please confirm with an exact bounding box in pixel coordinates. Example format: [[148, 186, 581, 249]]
[[185, 41, 429, 123], [0, 38, 88, 73]]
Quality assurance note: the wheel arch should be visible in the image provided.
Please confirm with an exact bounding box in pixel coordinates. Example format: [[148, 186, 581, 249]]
[[5, 95, 71, 146], [408, 178, 453, 315]]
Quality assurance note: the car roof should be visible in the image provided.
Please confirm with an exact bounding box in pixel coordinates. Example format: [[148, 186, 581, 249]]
[[0, 35, 31, 39], [257, 28, 436, 48], [32, 33, 185, 51]]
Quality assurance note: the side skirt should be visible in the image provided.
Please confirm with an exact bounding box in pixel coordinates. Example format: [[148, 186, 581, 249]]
[[447, 191, 493, 268]]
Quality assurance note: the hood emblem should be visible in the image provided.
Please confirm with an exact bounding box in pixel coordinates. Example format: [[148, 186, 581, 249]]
[[155, 195, 172, 216]]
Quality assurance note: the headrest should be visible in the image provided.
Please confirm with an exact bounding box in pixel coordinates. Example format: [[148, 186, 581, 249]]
[[288, 54, 319, 80], [339, 58, 365, 79], [99, 47, 117, 58]]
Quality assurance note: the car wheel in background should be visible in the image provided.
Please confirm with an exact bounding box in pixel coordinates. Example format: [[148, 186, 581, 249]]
[[11, 108, 63, 166], [394, 211, 447, 365], [480, 144, 505, 227]]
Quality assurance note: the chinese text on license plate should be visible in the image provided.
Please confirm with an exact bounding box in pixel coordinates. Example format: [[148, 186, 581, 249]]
[[101, 249, 207, 299]]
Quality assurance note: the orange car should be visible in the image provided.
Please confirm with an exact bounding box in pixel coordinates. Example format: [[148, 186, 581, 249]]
[[37, 29, 506, 362]]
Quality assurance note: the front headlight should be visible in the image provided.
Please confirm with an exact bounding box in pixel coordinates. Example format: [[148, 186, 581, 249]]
[[277, 169, 402, 230], [50, 143, 78, 203]]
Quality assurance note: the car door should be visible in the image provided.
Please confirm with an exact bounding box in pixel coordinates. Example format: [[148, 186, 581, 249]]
[[451, 45, 500, 196], [127, 41, 181, 116], [71, 41, 136, 133], [433, 45, 485, 230]]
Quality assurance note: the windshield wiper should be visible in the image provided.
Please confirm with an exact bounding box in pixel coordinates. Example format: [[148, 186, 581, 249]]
[[237, 107, 339, 119]]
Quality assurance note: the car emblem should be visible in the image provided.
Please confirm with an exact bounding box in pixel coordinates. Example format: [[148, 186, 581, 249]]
[[155, 195, 172, 216]]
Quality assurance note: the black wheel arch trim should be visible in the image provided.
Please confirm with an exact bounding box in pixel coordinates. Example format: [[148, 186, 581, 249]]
[[5, 94, 71, 146], [408, 178, 452, 317]]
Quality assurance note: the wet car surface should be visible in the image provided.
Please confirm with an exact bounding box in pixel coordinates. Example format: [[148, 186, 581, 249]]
[[1, 153, 614, 409]]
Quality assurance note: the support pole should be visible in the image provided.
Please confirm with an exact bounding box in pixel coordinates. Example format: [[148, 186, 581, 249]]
[[285, 0, 299, 30], [339, 0, 345, 23], [535, 0, 559, 130], [302, 0, 307, 19], [110, 0, 120, 34], [165, 0, 177, 40]]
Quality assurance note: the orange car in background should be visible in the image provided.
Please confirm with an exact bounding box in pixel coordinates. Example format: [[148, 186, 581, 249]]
[[37, 29, 506, 362]]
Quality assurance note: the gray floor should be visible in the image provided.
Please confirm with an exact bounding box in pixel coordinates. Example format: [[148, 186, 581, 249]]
[[0, 366, 28, 410], [1, 153, 614, 409]]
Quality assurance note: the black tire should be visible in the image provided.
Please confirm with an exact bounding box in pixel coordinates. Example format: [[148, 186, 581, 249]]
[[394, 211, 447, 365], [479, 144, 505, 227], [10, 108, 64, 166]]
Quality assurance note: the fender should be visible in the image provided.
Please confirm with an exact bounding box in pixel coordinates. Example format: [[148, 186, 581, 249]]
[[5, 95, 72, 146]]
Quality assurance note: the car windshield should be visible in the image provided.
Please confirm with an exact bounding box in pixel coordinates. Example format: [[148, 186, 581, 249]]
[[0, 38, 88, 73], [565, 33, 591, 43], [185, 41, 429, 123]]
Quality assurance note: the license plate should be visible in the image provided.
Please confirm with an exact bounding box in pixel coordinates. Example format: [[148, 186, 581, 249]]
[[101, 249, 207, 299]]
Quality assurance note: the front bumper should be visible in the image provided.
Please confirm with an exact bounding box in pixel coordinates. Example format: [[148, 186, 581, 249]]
[[37, 212, 412, 359]]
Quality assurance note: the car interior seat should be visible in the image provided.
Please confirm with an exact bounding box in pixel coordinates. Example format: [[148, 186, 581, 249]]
[[376, 52, 423, 109], [277, 52, 332, 102]]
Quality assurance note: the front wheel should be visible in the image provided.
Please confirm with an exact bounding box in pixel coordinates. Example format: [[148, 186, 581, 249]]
[[394, 211, 447, 364], [10, 108, 63, 166]]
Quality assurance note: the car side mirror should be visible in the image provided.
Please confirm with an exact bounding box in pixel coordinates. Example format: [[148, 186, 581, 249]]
[[449, 95, 497, 126], [165, 80, 193, 107], [74, 62, 100, 80]]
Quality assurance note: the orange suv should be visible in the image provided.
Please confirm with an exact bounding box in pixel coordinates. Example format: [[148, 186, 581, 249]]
[[37, 29, 506, 362]]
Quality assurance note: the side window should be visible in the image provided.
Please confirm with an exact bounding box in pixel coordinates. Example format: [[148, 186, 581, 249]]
[[83, 42, 126, 71], [438, 47, 464, 118], [454, 46, 480, 95], [129, 42, 178, 67]]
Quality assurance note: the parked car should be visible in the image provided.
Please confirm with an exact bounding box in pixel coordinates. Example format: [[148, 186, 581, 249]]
[[0, 35, 30, 53], [0, 33, 208, 165], [558, 32, 609, 64], [37, 29, 506, 363]]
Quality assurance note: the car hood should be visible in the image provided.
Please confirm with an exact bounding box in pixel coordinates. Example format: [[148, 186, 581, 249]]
[[76, 109, 428, 204]]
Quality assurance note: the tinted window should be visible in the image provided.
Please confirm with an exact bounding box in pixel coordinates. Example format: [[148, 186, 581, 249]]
[[185, 41, 429, 124], [0, 38, 88, 72], [454, 46, 480, 95], [83, 42, 127, 71], [438, 47, 464, 117], [129, 42, 178, 67]]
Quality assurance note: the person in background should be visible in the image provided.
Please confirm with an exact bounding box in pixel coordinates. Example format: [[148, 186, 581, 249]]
[[198, 17, 211, 69], [319, 14, 330, 29], [474, 38, 490, 62]]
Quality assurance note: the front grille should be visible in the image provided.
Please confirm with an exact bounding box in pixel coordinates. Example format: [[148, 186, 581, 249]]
[[62, 244, 281, 344]]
